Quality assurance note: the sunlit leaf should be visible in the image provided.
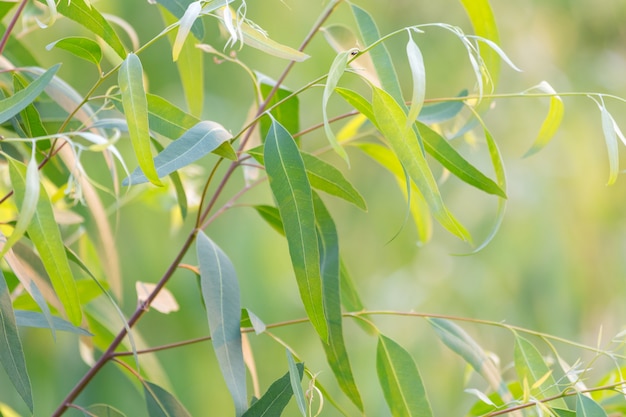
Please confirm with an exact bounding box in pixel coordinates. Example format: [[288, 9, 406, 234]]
[[0, 64, 59, 124], [335, 87, 376, 122], [0, 270, 33, 413], [9, 159, 82, 326], [376, 334, 433, 417], [314, 194, 363, 411], [154, 0, 204, 40], [576, 393, 608, 417], [55, 0, 126, 59], [258, 74, 299, 139], [241, 363, 303, 417], [239, 21, 309, 62], [593, 99, 624, 186], [524, 82, 564, 157], [287, 350, 306, 416], [323, 51, 352, 162], [144, 381, 192, 417], [119, 53, 163, 187], [264, 119, 328, 342], [372, 86, 470, 241], [406, 30, 426, 127], [322, 24, 379, 86], [172, 1, 201, 61], [196, 231, 247, 416], [135, 282, 179, 314], [46, 37, 102, 66], [123, 121, 234, 185], [14, 310, 91, 336], [84, 404, 127, 417]]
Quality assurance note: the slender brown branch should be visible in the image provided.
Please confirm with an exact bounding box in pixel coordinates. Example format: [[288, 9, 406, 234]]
[[0, 0, 28, 56]]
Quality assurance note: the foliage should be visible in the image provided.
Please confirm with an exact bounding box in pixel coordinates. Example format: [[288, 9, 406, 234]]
[[0, 0, 626, 416]]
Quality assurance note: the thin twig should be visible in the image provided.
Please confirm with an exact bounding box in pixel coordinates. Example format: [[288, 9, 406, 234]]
[[0, 0, 28, 56]]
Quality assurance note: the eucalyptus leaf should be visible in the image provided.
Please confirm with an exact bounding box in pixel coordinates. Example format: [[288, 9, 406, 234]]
[[0, 64, 59, 125], [406, 30, 426, 127], [576, 393, 608, 417], [144, 381, 192, 417], [172, 1, 201, 62], [241, 363, 303, 417], [46, 37, 102, 66], [323, 51, 352, 162], [239, 21, 309, 62], [287, 350, 306, 416], [15, 310, 91, 336], [524, 82, 564, 157], [84, 404, 127, 417], [154, 0, 205, 40]]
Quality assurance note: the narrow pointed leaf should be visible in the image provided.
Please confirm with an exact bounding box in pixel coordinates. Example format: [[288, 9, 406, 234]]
[[240, 21, 309, 62], [576, 393, 608, 417], [55, 0, 126, 58], [259, 75, 299, 139], [597, 102, 620, 185], [144, 381, 192, 417], [9, 160, 82, 326], [240, 309, 266, 335], [15, 311, 91, 336], [12, 73, 48, 139], [372, 86, 470, 241], [323, 51, 352, 161], [196, 231, 247, 416], [0, 64, 59, 124], [376, 334, 433, 417], [151, 138, 188, 219], [418, 91, 468, 124], [264, 120, 328, 342], [335, 87, 376, 122], [524, 82, 564, 157], [84, 404, 127, 417], [242, 363, 304, 417], [514, 335, 566, 407], [287, 350, 306, 416], [154, 0, 204, 40], [0, 270, 33, 412], [322, 24, 379, 86], [123, 121, 234, 185], [46, 37, 102, 66], [314, 194, 363, 411], [303, 153, 366, 210], [172, 1, 201, 61], [253, 205, 284, 235], [119, 53, 163, 186], [406, 31, 426, 127]]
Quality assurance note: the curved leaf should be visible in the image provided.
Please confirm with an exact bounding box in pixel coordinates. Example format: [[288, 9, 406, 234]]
[[242, 363, 303, 417], [196, 231, 247, 416], [14, 310, 91, 336], [264, 120, 328, 342], [154, 0, 205, 40], [406, 30, 426, 127], [323, 51, 352, 162], [144, 381, 192, 417], [0, 64, 59, 124], [287, 350, 306, 416], [119, 53, 163, 186], [376, 334, 433, 417], [46, 37, 102, 66], [524, 82, 564, 157], [576, 393, 607, 417], [123, 121, 234, 185], [239, 21, 309, 62], [172, 1, 201, 62]]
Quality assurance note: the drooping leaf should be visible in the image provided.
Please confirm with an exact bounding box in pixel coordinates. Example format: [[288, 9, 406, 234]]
[[14, 310, 91, 336], [55, 0, 126, 59], [0, 270, 33, 412], [46, 37, 103, 67], [84, 404, 127, 417], [119, 53, 163, 187], [406, 30, 426, 127], [123, 121, 234, 185], [154, 0, 205, 40], [144, 381, 192, 417], [376, 334, 433, 417], [592, 99, 625, 186], [263, 119, 328, 342], [258, 74, 299, 139], [524, 82, 564, 157], [287, 350, 306, 416], [239, 20, 309, 62], [314, 194, 363, 411], [241, 363, 304, 417], [322, 24, 379, 86], [323, 51, 352, 162], [418, 90, 468, 124], [171, 1, 201, 61], [0, 64, 59, 124], [9, 159, 82, 326], [372, 86, 470, 241], [576, 393, 608, 417], [514, 335, 567, 408], [196, 231, 247, 416]]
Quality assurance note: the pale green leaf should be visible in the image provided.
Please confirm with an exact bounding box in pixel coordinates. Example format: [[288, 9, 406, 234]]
[[240, 21, 309, 62], [172, 1, 201, 61], [46, 37, 102, 66], [55, 0, 126, 59], [524, 82, 564, 157], [406, 30, 426, 127], [418, 90, 468, 124], [241, 363, 303, 417], [144, 381, 192, 417], [196, 231, 247, 416], [154, 0, 204, 40], [576, 393, 608, 417], [287, 350, 306, 416], [14, 310, 91, 336], [264, 120, 328, 342], [376, 334, 433, 417], [119, 53, 163, 187], [335, 87, 376, 122], [323, 51, 352, 162], [123, 121, 234, 185], [595, 100, 622, 185], [12, 73, 48, 138], [0, 270, 33, 413], [83, 404, 127, 417], [372, 86, 470, 241], [240, 309, 266, 335], [9, 160, 82, 326], [322, 24, 379, 85], [150, 137, 187, 219], [0, 64, 59, 124]]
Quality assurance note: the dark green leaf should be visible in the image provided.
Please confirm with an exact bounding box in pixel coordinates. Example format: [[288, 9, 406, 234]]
[[264, 120, 328, 342], [252, 205, 284, 235], [12, 73, 48, 138], [576, 393, 607, 417], [124, 121, 234, 185], [144, 381, 192, 417], [46, 37, 102, 66], [14, 310, 91, 336], [0, 270, 33, 412], [376, 334, 433, 417], [0, 64, 59, 125], [259, 75, 299, 139], [242, 363, 304, 417], [155, 0, 205, 40], [196, 231, 247, 416]]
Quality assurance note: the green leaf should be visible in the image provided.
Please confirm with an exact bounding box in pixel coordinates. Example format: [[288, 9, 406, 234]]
[[302, 153, 366, 210], [376, 334, 433, 417], [46, 37, 102, 67], [171, 1, 201, 61], [514, 335, 566, 407], [196, 231, 247, 416], [576, 393, 608, 417], [335, 87, 376, 122], [123, 121, 234, 185], [259, 74, 299, 139], [83, 404, 127, 417], [0, 64, 59, 125], [406, 30, 426, 127], [14, 310, 91, 336], [323, 51, 352, 162], [593, 99, 624, 185], [322, 24, 379, 85], [252, 205, 284, 236], [240, 309, 266, 335], [241, 363, 303, 417], [418, 91, 468, 124], [0, 270, 33, 413], [119, 53, 163, 187], [155, 0, 205, 40], [418, 122, 506, 198], [287, 350, 306, 416], [144, 381, 192, 417], [314, 194, 363, 411], [150, 138, 188, 219], [524, 82, 564, 157], [372, 86, 470, 241], [264, 120, 328, 342], [239, 21, 309, 62], [339, 261, 364, 312], [9, 160, 82, 326], [12, 73, 48, 139], [55, 0, 126, 59]]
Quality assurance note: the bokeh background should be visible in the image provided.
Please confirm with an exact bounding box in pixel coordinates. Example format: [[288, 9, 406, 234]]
[[2, 0, 626, 415]]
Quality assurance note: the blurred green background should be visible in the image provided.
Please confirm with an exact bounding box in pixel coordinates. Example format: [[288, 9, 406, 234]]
[[2, 0, 626, 415]]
